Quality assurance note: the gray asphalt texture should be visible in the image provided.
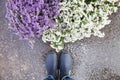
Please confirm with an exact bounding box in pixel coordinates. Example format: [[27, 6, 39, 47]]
[[0, 0, 120, 80]]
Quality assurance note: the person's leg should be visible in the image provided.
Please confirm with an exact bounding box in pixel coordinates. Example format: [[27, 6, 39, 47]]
[[62, 76, 74, 80], [44, 52, 57, 80], [59, 51, 74, 80], [44, 75, 55, 80]]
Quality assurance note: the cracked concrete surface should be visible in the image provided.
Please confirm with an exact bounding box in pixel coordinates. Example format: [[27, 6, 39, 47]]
[[0, 0, 120, 80]]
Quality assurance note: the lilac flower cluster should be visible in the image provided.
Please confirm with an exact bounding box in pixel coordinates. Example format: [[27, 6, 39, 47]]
[[6, 0, 60, 40]]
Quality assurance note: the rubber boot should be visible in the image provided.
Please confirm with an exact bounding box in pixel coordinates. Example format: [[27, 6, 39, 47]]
[[45, 52, 57, 80], [59, 52, 73, 80]]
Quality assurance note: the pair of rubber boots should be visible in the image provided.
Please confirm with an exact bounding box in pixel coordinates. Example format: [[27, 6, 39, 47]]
[[44, 51, 73, 80]]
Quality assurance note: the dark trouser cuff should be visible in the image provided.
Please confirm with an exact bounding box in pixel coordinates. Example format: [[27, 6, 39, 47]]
[[44, 75, 55, 80], [62, 75, 74, 80]]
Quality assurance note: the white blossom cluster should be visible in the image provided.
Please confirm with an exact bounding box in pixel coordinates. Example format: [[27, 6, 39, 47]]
[[42, 0, 119, 52]]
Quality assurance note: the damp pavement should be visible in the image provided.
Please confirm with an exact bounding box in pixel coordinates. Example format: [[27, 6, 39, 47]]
[[0, 0, 120, 80]]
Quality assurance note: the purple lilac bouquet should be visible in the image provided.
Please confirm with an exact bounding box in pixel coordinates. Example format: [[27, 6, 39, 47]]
[[6, 0, 60, 45]]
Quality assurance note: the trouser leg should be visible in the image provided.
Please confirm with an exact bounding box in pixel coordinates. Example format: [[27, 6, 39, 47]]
[[44, 75, 55, 80], [62, 76, 74, 80]]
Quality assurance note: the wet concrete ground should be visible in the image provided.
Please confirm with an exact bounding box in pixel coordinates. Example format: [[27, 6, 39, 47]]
[[0, 0, 120, 80]]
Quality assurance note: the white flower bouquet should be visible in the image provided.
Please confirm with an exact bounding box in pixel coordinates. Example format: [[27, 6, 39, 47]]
[[42, 0, 120, 52]]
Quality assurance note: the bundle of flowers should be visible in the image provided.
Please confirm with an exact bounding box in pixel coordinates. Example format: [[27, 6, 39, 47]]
[[6, 0, 60, 46], [6, 0, 120, 52]]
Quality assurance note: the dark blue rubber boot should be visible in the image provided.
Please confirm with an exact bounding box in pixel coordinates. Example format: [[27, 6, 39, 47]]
[[59, 52, 73, 80], [44, 52, 57, 80]]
